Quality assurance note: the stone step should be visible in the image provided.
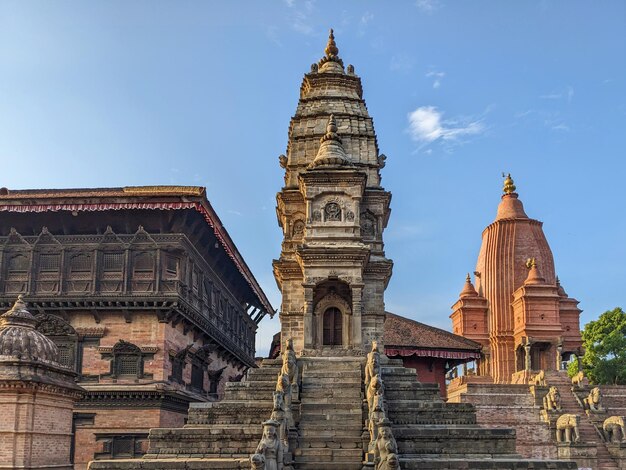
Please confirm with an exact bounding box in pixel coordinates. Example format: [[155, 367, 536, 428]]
[[399, 457, 577, 469], [294, 447, 364, 461], [294, 461, 363, 470], [88, 458, 250, 469]]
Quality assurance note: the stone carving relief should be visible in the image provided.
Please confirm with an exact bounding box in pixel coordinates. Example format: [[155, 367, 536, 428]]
[[291, 220, 305, 239], [34, 314, 77, 337], [603, 416, 626, 443], [361, 212, 377, 238], [345, 210, 355, 222], [373, 418, 400, 470], [313, 292, 351, 317], [311, 210, 322, 222], [556, 414, 580, 443], [252, 420, 283, 469], [324, 202, 341, 221]]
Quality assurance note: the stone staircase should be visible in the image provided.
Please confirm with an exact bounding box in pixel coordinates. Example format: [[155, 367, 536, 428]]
[[89, 358, 284, 469], [382, 359, 577, 469], [544, 370, 618, 470], [294, 357, 364, 470]]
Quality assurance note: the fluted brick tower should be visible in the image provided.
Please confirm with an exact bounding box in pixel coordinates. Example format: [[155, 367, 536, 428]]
[[273, 30, 393, 354], [451, 175, 582, 383]]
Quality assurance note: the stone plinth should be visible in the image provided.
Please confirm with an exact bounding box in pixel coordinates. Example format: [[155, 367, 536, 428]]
[[606, 443, 626, 469], [557, 443, 597, 470]]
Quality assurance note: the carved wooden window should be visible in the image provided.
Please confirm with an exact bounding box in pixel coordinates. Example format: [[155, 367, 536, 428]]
[[111, 341, 143, 378], [323, 307, 342, 346], [39, 253, 60, 272], [324, 202, 341, 221], [7, 253, 29, 273], [97, 434, 147, 459], [132, 252, 154, 278], [292, 220, 305, 239], [70, 253, 92, 274], [102, 252, 124, 271], [191, 363, 204, 391], [163, 255, 178, 279]]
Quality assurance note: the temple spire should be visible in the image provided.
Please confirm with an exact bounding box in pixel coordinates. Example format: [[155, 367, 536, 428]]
[[524, 258, 545, 285], [318, 28, 344, 73]]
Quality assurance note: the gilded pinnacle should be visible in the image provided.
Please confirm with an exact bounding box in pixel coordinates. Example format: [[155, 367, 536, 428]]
[[325, 29, 339, 58], [503, 173, 516, 195]]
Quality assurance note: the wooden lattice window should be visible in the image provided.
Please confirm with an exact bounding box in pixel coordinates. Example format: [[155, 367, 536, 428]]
[[39, 253, 60, 272], [102, 252, 124, 272], [111, 340, 143, 378], [7, 253, 29, 273], [132, 252, 154, 277], [164, 255, 178, 279], [96, 434, 147, 460], [70, 253, 92, 273]]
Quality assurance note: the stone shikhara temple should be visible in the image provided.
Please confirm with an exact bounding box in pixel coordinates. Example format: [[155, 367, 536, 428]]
[[1, 30, 626, 470]]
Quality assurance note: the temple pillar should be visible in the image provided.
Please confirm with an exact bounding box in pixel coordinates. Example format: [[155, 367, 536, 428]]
[[351, 285, 363, 348], [556, 344, 563, 370], [303, 286, 314, 348], [524, 343, 531, 371]]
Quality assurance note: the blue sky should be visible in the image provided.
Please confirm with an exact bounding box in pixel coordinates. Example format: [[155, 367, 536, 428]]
[[1, 1, 625, 355]]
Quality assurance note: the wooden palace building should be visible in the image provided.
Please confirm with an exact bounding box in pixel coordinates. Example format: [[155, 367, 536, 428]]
[[0, 185, 273, 469]]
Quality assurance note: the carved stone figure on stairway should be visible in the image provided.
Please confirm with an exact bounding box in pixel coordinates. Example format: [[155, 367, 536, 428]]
[[603, 416, 626, 443], [571, 371, 585, 388], [543, 386, 562, 412], [583, 386, 605, 413], [367, 374, 385, 412], [369, 393, 386, 451], [254, 420, 283, 470], [365, 340, 381, 386], [281, 338, 298, 387], [250, 452, 265, 470], [556, 414, 581, 443], [532, 369, 546, 386], [374, 418, 401, 470]]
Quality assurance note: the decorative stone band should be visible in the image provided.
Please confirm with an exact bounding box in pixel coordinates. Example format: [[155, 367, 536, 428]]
[[385, 348, 481, 360]]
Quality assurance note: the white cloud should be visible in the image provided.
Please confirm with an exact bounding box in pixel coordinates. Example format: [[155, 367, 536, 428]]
[[284, 0, 295, 7], [426, 70, 445, 89], [416, 0, 440, 12], [407, 106, 485, 145], [361, 11, 374, 25], [540, 85, 574, 103]]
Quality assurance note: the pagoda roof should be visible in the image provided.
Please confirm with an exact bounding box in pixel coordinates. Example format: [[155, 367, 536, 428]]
[[0, 185, 274, 318]]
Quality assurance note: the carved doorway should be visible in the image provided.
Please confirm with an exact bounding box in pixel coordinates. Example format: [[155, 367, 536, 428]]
[[323, 307, 342, 346]]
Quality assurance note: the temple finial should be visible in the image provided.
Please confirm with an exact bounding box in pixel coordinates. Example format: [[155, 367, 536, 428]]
[[502, 173, 516, 195], [459, 273, 478, 298], [325, 29, 339, 59], [318, 28, 344, 72]]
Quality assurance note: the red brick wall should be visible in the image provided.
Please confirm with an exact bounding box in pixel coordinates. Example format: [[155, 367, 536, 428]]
[[396, 356, 447, 396], [0, 387, 75, 468]]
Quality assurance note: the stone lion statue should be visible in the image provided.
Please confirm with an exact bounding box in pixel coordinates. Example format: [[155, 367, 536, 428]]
[[250, 452, 265, 470], [583, 386, 604, 413], [556, 414, 580, 443], [531, 369, 546, 386], [367, 374, 385, 413], [603, 416, 626, 443], [281, 338, 298, 387], [571, 370, 585, 388], [543, 386, 561, 412]]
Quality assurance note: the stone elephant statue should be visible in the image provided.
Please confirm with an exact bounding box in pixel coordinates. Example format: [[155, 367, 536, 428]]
[[556, 414, 580, 443], [603, 416, 626, 443], [543, 386, 562, 412]]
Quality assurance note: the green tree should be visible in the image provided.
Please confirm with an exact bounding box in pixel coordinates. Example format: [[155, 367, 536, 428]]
[[580, 307, 626, 385]]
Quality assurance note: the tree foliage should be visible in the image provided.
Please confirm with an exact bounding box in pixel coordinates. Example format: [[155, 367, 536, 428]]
[[580, 307, 626, 385]]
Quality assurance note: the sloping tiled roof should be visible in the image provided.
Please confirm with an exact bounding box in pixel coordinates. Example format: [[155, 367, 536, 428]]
[[384, 311, 481, 351], [0, 186, 273, 316]]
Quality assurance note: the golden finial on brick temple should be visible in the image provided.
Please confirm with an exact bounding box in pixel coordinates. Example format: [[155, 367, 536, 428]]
[[502, 173, 516, 195], [325, 29, 339, 58]]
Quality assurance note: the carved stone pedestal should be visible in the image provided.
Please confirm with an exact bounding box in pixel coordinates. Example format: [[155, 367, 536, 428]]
[[557, 443, 597, 470], [607, 443, 626, 469]]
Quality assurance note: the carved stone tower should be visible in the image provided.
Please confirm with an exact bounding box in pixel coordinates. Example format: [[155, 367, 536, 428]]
[[273, 30, 393, 354], [451, 175, 582, 383]]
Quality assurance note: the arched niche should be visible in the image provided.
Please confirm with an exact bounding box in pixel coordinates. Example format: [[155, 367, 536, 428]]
[[313, 289, 352, 349]]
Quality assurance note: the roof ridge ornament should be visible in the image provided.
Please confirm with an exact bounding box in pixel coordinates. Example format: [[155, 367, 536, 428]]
[[318, 28, 344, 73]]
